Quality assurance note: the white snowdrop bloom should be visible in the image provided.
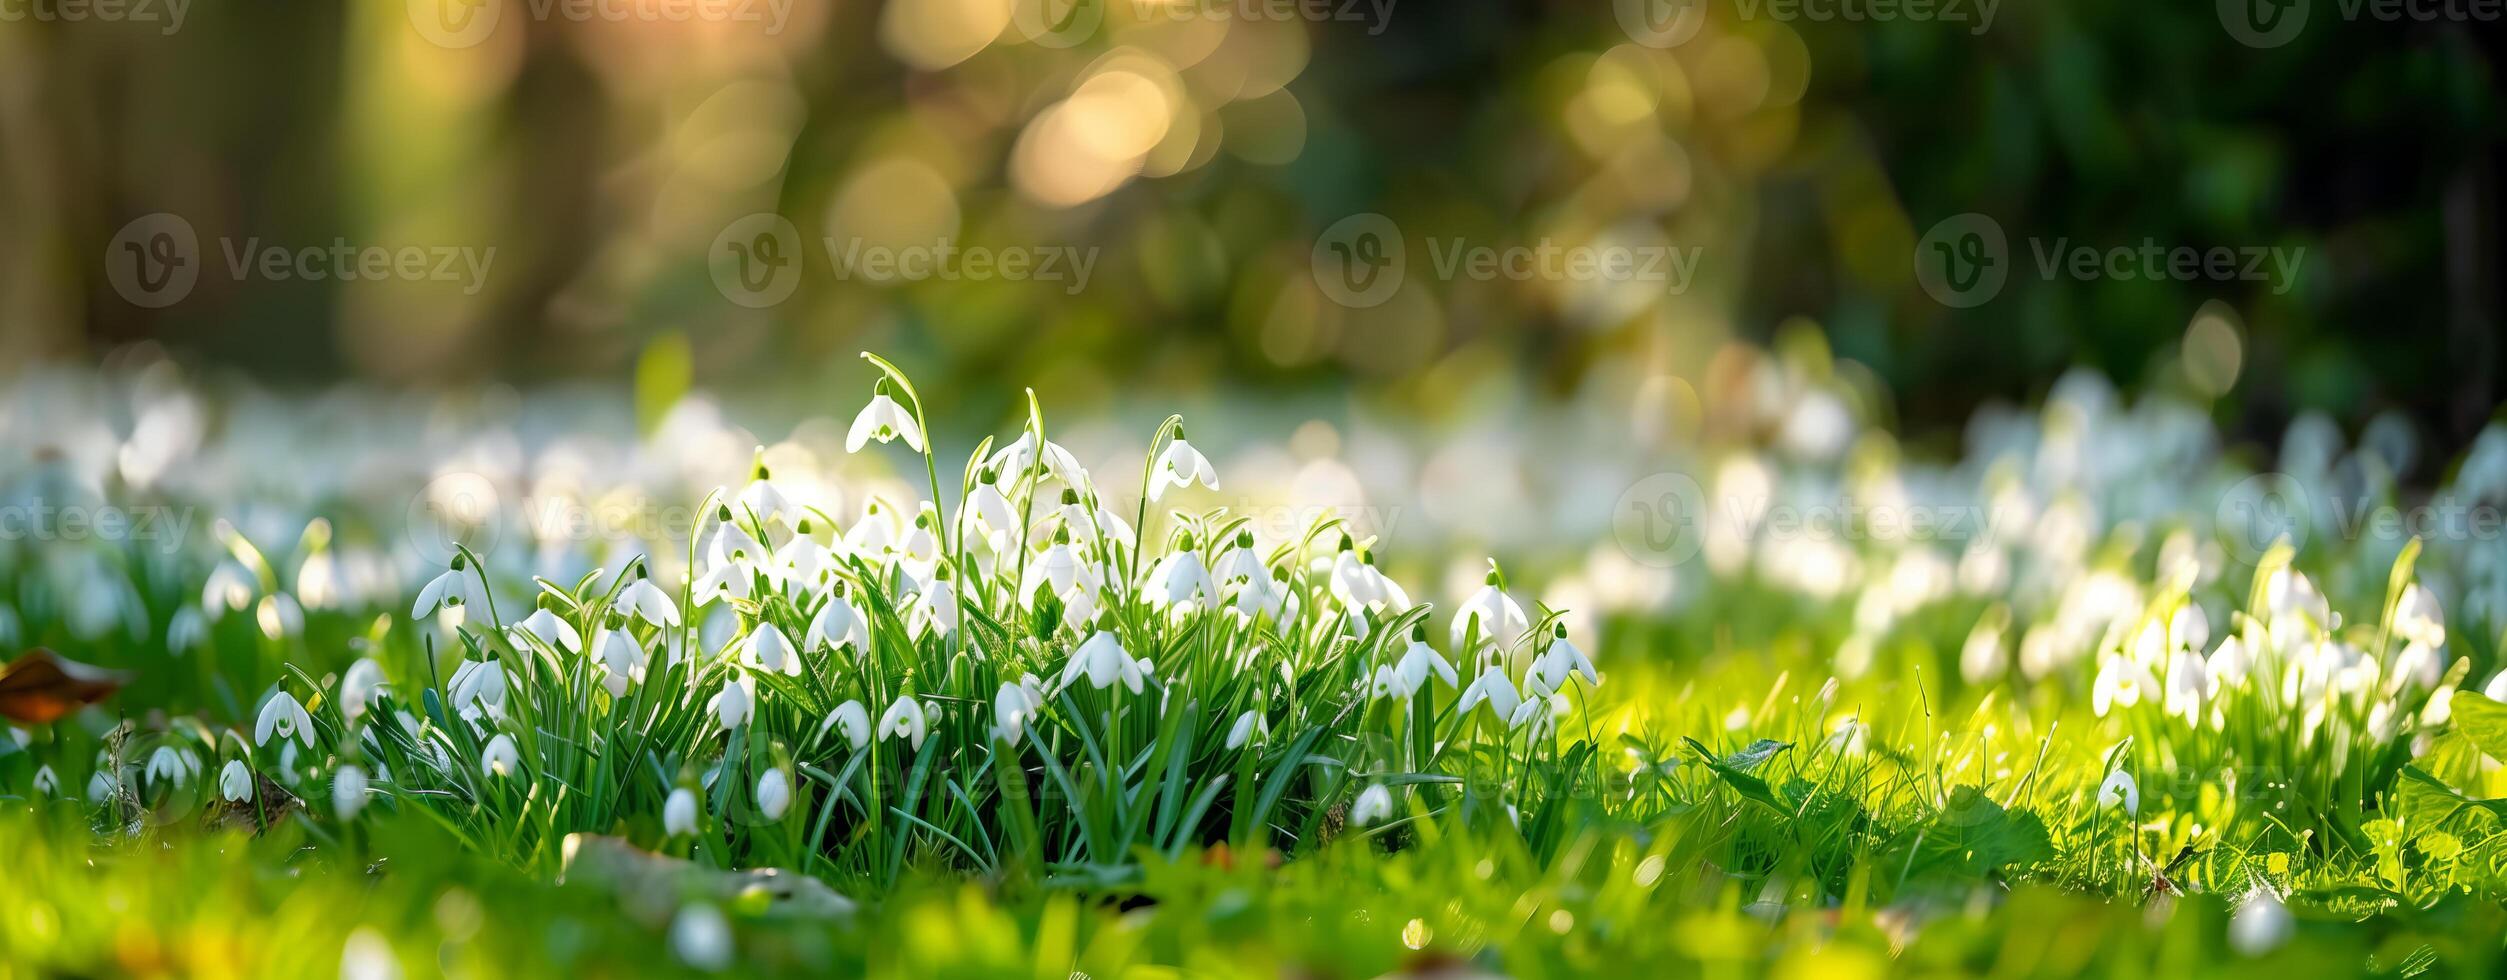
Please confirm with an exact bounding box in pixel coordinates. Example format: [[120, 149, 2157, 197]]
[[87, 769, 118, 803], [1211, 532, 1265, 586], [664, 787, 700, 837], [1061, 630, 1147, 693], [2169, 603, 2212, 656], [2267, 568, 2331, 631], [1329, 548, 1384, 610], [2096, 769, 2139, 816], [1025, 538, 1103, 609], [755, 768, 792, 820], [340, 658, 388, 724], [147, 746, 194, 788], [1394, 632, 1460, 693], [481, 734, 521, 778], [2230, 887, 2294, 956], [693, 556, 753, 607], [1149, 430, 1219, 501], [2395, 583, 2446, 648], [2161, 649, 2212, 721], [1960, 616, 2006, 684], [670, 903, 733, 972], [510, 607, 582, 654], [447, 660, 509, 722], [1231, 569, 1295, 625], [411, 560, 478, 620], [878, 695, 929, 750], [846, 388, 925, 453], [333, 764, 369, 820], [592, 628, 647, 698], [805, 592, 870, 657], [707, 517, 765, 571], [2390, 639, 2445, 695], [1226, 708, 1269, 750], [710, 675, 754, 732], [1509, 693, 1564, 738], [2207, 635, 2252, 689], [165, 606, 208, 655], [774, 532, 835, 594], [994, 680, 1046, 746], [256, 690, 315, 749], [1370, 663, 1401, 701], [2485, 669, 2507, 702], [735, 453, 796, 527], [823, 700, 872, 751], [905, 577, 959, 639], [1456, 665, 1522, 722], [33, 765, 59, 797], [1351, 784, 1395, 827], [2091, 652, 2154, 717], [987, 432, 1089, 490], [739, 622, 803, 677], [620, 576, 681, 628], [844, 499, 902, 563], [1149, 542, 1219, 616], [219, 760, 253, 802], [1538, 628, 1600, 690], [256, 593, 304, 641], [1453, 575, 1530, 654], [963, 478, 1019, 554], [1041, 490, 1134, 550], [202, 560, 257, 620]]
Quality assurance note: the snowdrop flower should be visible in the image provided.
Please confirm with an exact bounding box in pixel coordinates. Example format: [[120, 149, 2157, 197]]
[[2161, 649, 2212, 721], [257, 690, 315, 749], [340, 658, 388, 724], [2485, 669, 2507, 702], [963, 474, 1019, 554], [774, 526, 834, 593], [2267, 569, 2332, 632], [735, 451, 796, 527], [823, 700, 872, 751], [2207, 635, 2252, 688], [1042, 489, 1134, 549], [1061, 630, 1148, 693], [620, 574, 681, 629], [2096, 769, 2139, 816], [1149, 427, 1219, 501], [1456, 665, 1523, 722], [256, 593, 304, 641], [2230, 887, 2294, 955], [1226, 708, 1269, 750], [510, 607, 582, 654], [805, 590, 870, 657], [480, 734, 520, 778], [739, 622, 803, 676], [1351, 784, 1395, 826], [2391, 638, 2446, 695], [87, 769, 119, 803], [844, 498, 901, 562], [664, 787, 700, 837], [1394, 628, 1460, 694], [147, 746, 195, 788], [447, 660, 508, 722], [2395, 583, 2446, 648], [1510, 693, 1566, 738], [846, 383, 925, 452], [693, 555, 754, 607], [670, 903, 733, 972], [333, 764, 369, 820], [905, 574, 959, 639], [987, 431, 1088, 489], [412, 558, 478, 619], [219, 760, 253, 802], [1231, 568, 1296, 624], [1453, 573, 1530, 654], [878, 695, 929, 750], [165, 606, 207, 655], [1212, 531, 1265, 586], [755, 768, 792, 821], [202, 560, 257, 620], [2091, 652, 2154, 717], [1149, 536, 1219, 616], [994, 680, 1045, 746], [1537, 626, 1599, 690], [710, 675, 754, 732], [592, 628, 647, 698]]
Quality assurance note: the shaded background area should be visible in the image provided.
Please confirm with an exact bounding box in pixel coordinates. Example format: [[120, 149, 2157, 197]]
[[0, 0, 2500, 463]]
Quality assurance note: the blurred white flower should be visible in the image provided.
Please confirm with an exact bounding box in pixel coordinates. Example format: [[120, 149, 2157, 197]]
[[146, 746, 195, 788], [755, 768, 791, 821], [255, 593, 304, 640], [33, 764, 59, 797], [2092, 653, 2153, 717], [341, 658, 388, 724], [2229, 886, 2293, 955], [333, 764, 369, 820], [664, 787, 700, 837], [481, 734, 520, 778], [670, 903, 733, 972], [710, 675, 754, 732], [219, 760, 253, 802], [2395, 583, 2445, 648], [2096, 769, 2139, 816], [1226, 708, 1269, 750], [202, 561, 257, 620], [1351, 783, 1395, 826], [341, 927, 401, 980]]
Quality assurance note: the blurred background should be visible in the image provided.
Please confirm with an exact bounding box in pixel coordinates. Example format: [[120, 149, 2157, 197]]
[[0, 0, 2501, 459]]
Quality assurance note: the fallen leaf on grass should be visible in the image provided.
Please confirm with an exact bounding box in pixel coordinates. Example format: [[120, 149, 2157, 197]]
[[0, 648, 133, 724]]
